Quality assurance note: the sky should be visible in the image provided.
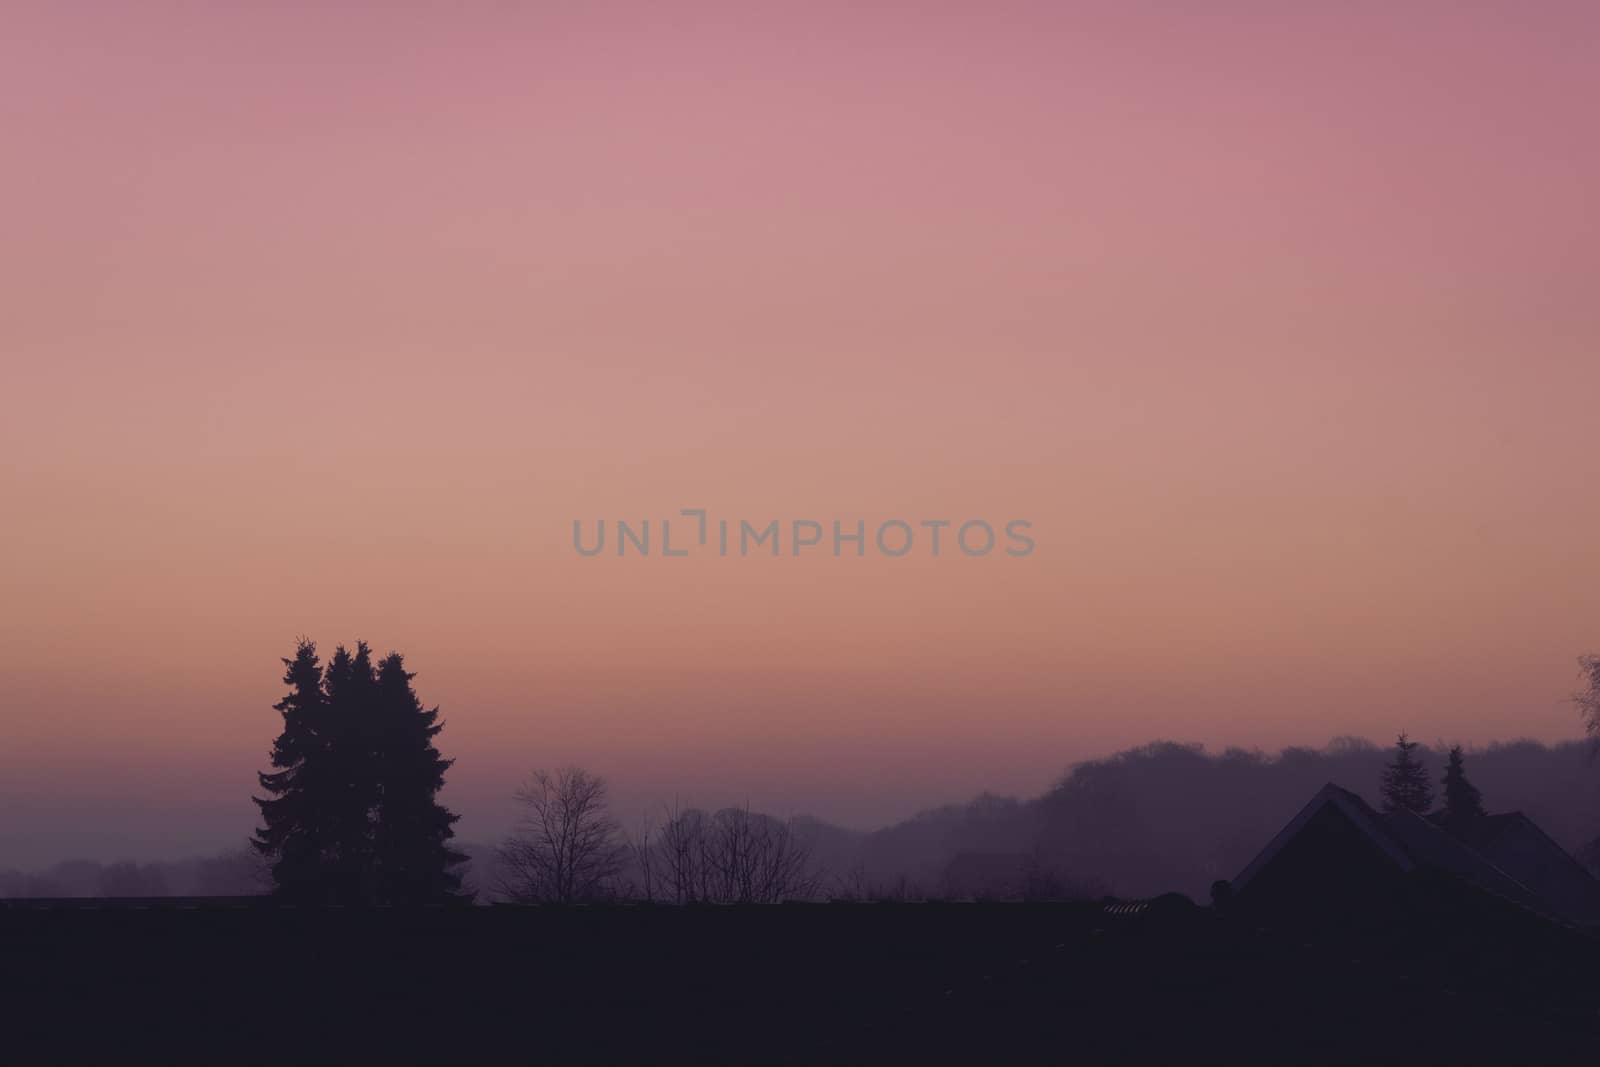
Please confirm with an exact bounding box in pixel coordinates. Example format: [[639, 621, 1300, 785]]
[[3, 2, 1599, 868]]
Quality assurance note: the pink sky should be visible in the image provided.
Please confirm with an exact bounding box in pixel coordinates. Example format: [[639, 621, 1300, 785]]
[[3, 3, 1599, 866]]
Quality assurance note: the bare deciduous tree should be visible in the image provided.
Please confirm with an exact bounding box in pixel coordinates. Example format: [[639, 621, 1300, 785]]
[[655, 803, 709, 904], [833, 864, 872, 902], [649, 803, 818, 904], [704, 807, 817, 903], [497, 767, 624, 903], [1577, 655, 1600, 745], [627, 812, 657, 903]]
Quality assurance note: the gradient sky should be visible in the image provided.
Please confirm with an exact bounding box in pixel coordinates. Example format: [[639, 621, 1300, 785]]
[[4, 3, 1599, 868]]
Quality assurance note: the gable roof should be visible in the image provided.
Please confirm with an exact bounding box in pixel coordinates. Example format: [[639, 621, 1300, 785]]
[[1432, 811, 1600, 923], [1378, 808, 1535, 906], [1232, 782, 1547, 911], [1232, 783, 1414, 891]]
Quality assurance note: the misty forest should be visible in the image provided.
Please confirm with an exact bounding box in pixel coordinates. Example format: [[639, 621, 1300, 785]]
[[10, 641, 1600, 908]]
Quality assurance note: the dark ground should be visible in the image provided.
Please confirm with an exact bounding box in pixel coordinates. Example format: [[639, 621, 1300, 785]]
[[4, 886, 1598, 1064]]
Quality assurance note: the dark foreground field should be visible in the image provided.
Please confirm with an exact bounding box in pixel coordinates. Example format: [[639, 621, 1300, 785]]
[[4, 888, 1599, 1064]]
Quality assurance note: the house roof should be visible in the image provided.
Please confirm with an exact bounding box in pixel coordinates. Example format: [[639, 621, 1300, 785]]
[[1379, 808, 1535, 906], [1231, 782, 1575, 917], [1431, 811, 1600, 923], [1232, 783, 1414, 890]]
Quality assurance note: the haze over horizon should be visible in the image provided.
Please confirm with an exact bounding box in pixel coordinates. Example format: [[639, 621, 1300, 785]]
[[4, 3, 1599, 870]]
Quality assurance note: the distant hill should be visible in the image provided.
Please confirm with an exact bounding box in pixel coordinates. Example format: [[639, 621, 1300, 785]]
[[7, 738, 1598, 903], [834, 737, 1600, 900]]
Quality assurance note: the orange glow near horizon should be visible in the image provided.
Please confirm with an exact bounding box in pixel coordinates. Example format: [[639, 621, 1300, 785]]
[[3, 3, 1599, 866]]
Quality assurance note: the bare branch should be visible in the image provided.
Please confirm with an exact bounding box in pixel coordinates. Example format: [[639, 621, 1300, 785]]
[[497, 766, 624, 903]]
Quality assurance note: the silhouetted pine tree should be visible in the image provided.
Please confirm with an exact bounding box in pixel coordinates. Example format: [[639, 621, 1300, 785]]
[[252, 640, 334, 899], [1380, 732, 1433, 814], [321, 641, 382, 902], [1441, 745, 1486, 823], [372, 652, 468, 903], [255, 638, 467, 904]]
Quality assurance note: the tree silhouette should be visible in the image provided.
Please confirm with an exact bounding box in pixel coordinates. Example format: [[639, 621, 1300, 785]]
[[498, 766, 625, 903], [1380, 732, 1433, 814], [700, 807, 817, 903], [371, 651, 468, 903], [647, 803, 817, 904], [323, 642, 383, 900], [1576, 655, 1600, 743], [252, 639, 337, 900], [254, 639, 467, 903], [1440, 745, 1486, 823]]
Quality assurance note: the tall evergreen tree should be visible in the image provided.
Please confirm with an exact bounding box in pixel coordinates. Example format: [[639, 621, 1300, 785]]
[[372, 652, 468, 903], [255, 638, 466, 903], [318, 642, 381, 901], [1380, 732, 1434, 814], [1441, 745, 1486, 823], [252, 640, 334, 900]]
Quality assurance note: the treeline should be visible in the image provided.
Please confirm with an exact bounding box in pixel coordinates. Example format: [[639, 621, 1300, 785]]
[[467, 737, 1600, 905], [193, 647, 1600, 904], [10, 740, 1600, 903], [492, 767, 819, 904], [0, 851, 264, 899]]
